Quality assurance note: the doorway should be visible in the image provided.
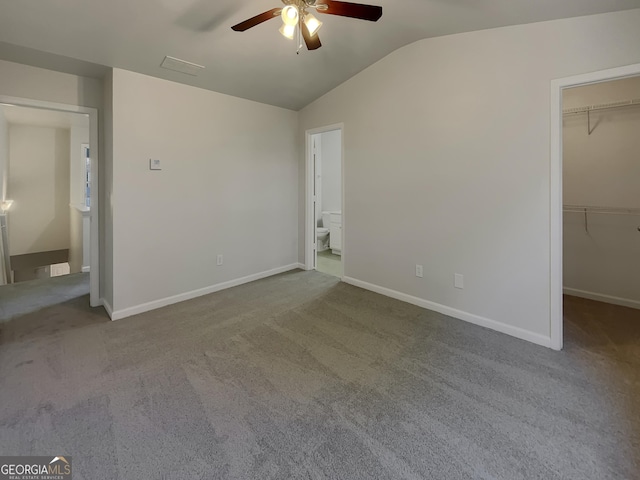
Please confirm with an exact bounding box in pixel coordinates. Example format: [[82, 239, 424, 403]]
[[0, 96, 99, 308], [305, 124, 344, 278], [550, 63, 640, 350]]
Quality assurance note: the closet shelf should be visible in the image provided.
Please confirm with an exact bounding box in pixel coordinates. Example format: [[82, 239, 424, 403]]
[[563, 98, 640, 135], [564, 205, 640, 234], [562, 98, 640, 115], [563, 205, 640, 216]]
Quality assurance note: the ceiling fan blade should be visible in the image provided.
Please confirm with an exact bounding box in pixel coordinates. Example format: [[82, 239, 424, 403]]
[[316, 1, 382, 22], [231, 8, 282, 32], [302, 23, 322, 50]]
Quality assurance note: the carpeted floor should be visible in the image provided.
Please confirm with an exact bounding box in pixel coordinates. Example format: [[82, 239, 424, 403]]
[[0, 270, 639, 479], [0, 272, 89, 322]]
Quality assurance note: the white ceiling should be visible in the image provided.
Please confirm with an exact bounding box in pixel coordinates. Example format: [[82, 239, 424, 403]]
[[1, 0, 639, 110], [1, 105, 89, 129]]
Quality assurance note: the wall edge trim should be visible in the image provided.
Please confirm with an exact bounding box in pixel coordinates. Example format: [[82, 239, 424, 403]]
[[102, 298, 114, 320], [563, 287, 640, 310], [110, 263, 302, 321], [343, 276, 553, 349]]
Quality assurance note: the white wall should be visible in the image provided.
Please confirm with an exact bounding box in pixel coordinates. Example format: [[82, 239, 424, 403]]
[[0, 60, 102, 109], [298, 9, 640, 345], [312, 133, 322, 225], [68, 209, 90, 274], [69, 123, 89, 208], [102, 69, 114, 309], [68, 122, 90, 274], [0, 108, 7, 201], [563, 77, 640, 208], [110, 69, 298, 313], [320, 130, 341, 214], [8, 125, 70, 256], [0, 59, 107, 298], [0, 109, 8, 285], [68, 207, 82, 273], [563, 77, 640, 305]]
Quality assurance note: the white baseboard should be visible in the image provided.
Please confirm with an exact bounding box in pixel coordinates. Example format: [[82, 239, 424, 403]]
[[81, 266, 90, 273], [342, 276, 552, 349], [102, 298, 114, 320], [563, 287, 640, 310], [110, 263, 303, 321]]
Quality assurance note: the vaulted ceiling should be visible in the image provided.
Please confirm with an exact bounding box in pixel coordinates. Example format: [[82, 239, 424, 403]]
[[1, 0, 639, 110]]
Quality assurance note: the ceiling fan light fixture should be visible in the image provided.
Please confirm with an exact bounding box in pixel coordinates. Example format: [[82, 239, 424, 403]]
[[279, 23, 296, 39], [281, 5, 299, 26], [231, 1, 382, 52], [304, 13, 323, 36]]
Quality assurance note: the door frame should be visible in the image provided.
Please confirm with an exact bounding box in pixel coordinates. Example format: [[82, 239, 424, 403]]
[[549, 62, 640, 350], [305, 123, 345, 276], [0, 95, 101, 307]]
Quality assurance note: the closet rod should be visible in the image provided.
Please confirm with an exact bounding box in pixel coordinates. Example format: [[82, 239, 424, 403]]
[[562, 98, 640, 115], [563, 205, 640, 234], [563, 205, 640, 216]]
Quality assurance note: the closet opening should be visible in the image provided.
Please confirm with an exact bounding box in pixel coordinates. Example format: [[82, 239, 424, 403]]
[[551, 67, 640, 350]]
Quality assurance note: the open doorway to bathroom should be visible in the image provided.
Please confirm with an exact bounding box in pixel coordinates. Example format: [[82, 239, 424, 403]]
[[0, 96, 100, 321], [306, 125, 343, 278]]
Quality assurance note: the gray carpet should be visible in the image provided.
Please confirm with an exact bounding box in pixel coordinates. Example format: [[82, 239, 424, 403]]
[[0, 272, 89, 322], [0, 270, 638, 479]]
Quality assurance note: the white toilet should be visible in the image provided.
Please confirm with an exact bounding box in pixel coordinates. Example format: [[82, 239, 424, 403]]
[[316, 212, 332, 252]]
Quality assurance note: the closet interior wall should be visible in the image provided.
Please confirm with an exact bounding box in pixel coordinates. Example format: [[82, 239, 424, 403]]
[[563, 76, 640, 307]]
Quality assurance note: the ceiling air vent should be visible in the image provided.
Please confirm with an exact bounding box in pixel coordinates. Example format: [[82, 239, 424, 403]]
[[160, 56, 205, 76]]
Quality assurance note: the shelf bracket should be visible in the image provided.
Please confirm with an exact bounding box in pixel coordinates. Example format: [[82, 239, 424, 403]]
[[584, 208, 589, 234]]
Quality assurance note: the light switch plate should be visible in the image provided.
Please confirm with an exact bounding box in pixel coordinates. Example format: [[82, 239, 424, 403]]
[[150, 159, 161, 170], [454, 273, 464, 289]]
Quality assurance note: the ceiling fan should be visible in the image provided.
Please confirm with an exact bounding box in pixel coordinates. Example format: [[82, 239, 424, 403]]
[[231, 0, 383, 51]]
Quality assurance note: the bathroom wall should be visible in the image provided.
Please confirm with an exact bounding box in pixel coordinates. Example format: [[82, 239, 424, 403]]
[[563, 76, 640, 307], [320, 130, 341, 214]]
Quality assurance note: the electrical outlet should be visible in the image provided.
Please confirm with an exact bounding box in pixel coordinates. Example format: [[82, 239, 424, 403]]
[[415, 264, 423, 278], [217, 254, 223, 266], [454, 273, 464, 289]]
